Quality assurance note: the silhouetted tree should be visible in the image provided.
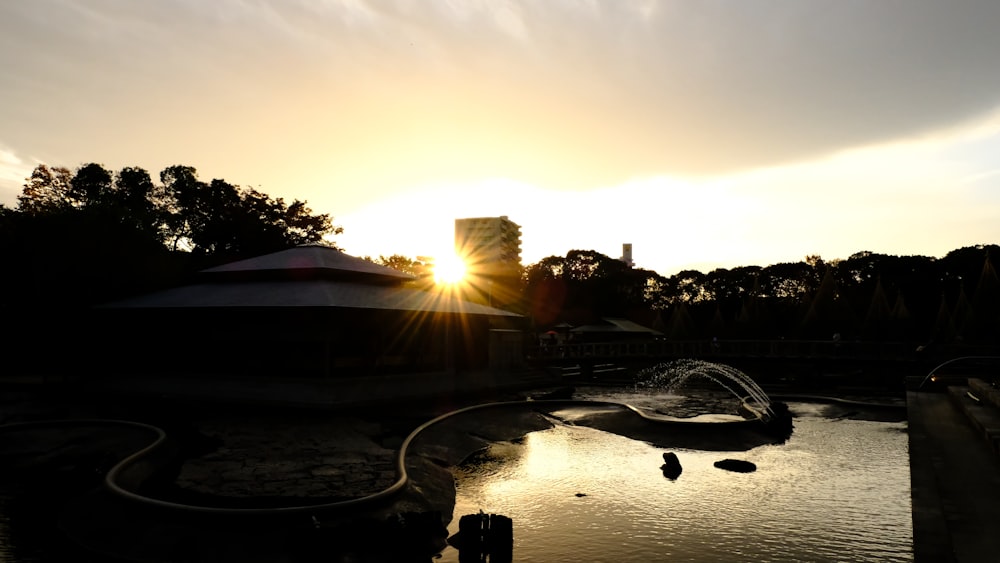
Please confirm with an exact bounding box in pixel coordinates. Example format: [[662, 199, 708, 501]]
[[518, 246, 1000, 347], [801, 265, 857, 338], [665, 301, 696, 339], [758, 261, 815, 300], [158, 164, 202, 251], [115, 166, 167, 242], [522, 256, 569, 326], [968, 254, 1000, 342], [4, 162, 341, 307], [68, 162, 114, 208], [16, 164, 73, 215], [938, 245, 1000, 301], [367, 254, 431, 278], [671, 270, 710, 303], [705, 266, 762, 320], [520, 250, 657, 325], [153, 165, 337, 257], [861, 277, 892, 340]]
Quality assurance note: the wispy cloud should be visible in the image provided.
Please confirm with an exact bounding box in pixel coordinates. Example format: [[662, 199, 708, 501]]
[[0, 146, 34, 205], [2, 1, 999, 270], [4, 1, 1000, 187], [962, 169, 1000, 184]]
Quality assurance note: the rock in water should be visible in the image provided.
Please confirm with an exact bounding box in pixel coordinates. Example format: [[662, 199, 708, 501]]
[[713, 459, 757, 473], [661, 452, 682, 479]]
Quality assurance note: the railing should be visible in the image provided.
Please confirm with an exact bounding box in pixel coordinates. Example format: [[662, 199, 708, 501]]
[[530, 338, 927, 363], [916, 355, 1000, 389]]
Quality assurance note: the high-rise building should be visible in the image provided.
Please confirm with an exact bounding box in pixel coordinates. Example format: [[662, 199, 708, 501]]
[[620, 243, 634, 268], [454, 216, 522, 277]]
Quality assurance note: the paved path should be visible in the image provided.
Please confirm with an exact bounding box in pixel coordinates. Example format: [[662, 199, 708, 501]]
[[907, 390, 1000, 562]]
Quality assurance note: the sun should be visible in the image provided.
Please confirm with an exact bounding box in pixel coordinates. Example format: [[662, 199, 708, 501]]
[[434, 253, 467, 285]]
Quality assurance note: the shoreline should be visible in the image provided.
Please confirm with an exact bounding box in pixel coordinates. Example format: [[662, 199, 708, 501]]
[[0, 398, 559, 561], [0, 384, 898, 561]]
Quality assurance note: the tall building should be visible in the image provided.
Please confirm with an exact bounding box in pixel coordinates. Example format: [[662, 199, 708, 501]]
[[455, 216, 522, 273], [620, 243, 634, 268]]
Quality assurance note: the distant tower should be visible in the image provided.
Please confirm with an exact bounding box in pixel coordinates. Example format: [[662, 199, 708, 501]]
[[620, 243, 634, 268]]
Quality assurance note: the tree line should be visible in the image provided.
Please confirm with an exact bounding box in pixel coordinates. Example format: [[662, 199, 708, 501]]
[[2, 161, 997, 347], [369, 244, 1000, 347], [520, 246, 1000, 347], [1, 162, 338, 306]]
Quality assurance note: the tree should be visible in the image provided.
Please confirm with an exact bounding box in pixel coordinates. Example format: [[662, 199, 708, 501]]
[[5, 161, 342, 307], [159, 164, 205, 251], [284, 199, 338, 246], [369, 254, 429, 278], [522, 256, 569, 325], [967, 254, 1000, 342], [68, 162, 114, 208], [520, 250, 661, 325], [671, 270, 709, 303], [114, 166, 166, 241], [642, 274, 673, 310], [938, 245, 1000, 300], [157, 165, 337, 257], [16, 165, 73, 215], [801, 265, 857, 338], [704, 266, 762, 307], [758, 261, 814, 300], [14, 162, 339, 258]]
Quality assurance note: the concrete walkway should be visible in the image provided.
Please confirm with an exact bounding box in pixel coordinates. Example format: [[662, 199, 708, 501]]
[[907, 387, 1000, 562]]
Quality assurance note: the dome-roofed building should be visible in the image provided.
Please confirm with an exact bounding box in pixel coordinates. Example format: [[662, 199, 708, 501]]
[[95, 244, 524, 381]]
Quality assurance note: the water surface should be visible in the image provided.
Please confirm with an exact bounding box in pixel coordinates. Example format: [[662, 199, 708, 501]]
[[443, 399, 911, 562]]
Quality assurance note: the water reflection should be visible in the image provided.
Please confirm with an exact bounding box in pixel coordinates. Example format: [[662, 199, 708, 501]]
[[448, 512, 513, 563], [0, 391, 908, 562], [444, 404, 911, 563]]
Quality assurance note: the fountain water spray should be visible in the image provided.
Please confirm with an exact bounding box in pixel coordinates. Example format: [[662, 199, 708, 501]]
[[636, 359, 775, 419]]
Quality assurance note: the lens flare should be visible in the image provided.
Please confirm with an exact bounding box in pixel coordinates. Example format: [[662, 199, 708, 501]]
[[434, 254, 467, 285]]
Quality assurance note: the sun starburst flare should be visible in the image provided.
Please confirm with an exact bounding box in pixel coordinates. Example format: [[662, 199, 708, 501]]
[[434, 253, 467, 285]]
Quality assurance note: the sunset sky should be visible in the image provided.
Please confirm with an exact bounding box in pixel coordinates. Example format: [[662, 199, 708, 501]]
[[2, 1, 999, 276]]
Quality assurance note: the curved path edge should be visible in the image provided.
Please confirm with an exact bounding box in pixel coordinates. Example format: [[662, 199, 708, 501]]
[[767, 393, 907, 410], [0, 399, 769, 519]]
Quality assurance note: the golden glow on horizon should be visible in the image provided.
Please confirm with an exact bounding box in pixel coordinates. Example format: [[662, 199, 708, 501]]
[[4, 2, 1000, 282]]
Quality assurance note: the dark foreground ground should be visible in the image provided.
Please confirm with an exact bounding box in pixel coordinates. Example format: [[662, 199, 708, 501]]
[[906, 380, 1000, 563], [1, 370, 999, 562]]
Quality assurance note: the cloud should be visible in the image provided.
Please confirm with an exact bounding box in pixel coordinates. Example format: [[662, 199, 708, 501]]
[[327, 0, 1000, 180], [337, 112, 1000, 276], [0, 147, 34, 206], [3, 0, 1000, 193]]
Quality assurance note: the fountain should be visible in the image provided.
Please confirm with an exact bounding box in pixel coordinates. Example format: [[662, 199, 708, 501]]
[[636, 359, 776, 419]]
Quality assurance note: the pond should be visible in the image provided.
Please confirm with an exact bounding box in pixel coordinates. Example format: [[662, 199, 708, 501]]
[[0, 386, 911, 562], [441, 393, 912, 563]]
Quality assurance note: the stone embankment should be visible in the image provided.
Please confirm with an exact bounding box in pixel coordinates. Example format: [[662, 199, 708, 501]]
[[0, 392, 562, 561], [0, 385, 797, 561], [174, 415, 398, 501]]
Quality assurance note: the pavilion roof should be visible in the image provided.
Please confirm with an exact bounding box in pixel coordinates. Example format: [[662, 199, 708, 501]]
[[102, 280, 520, 316], [570, 317, 663, 335], [200, 244, 415, 283], [102, 244, 519, 317]]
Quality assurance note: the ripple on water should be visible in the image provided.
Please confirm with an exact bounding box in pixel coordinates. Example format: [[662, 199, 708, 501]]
[[446, 414, 911, 563]]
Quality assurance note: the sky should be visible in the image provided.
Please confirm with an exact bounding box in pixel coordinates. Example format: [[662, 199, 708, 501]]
[[2, 0, 1000, 276]]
